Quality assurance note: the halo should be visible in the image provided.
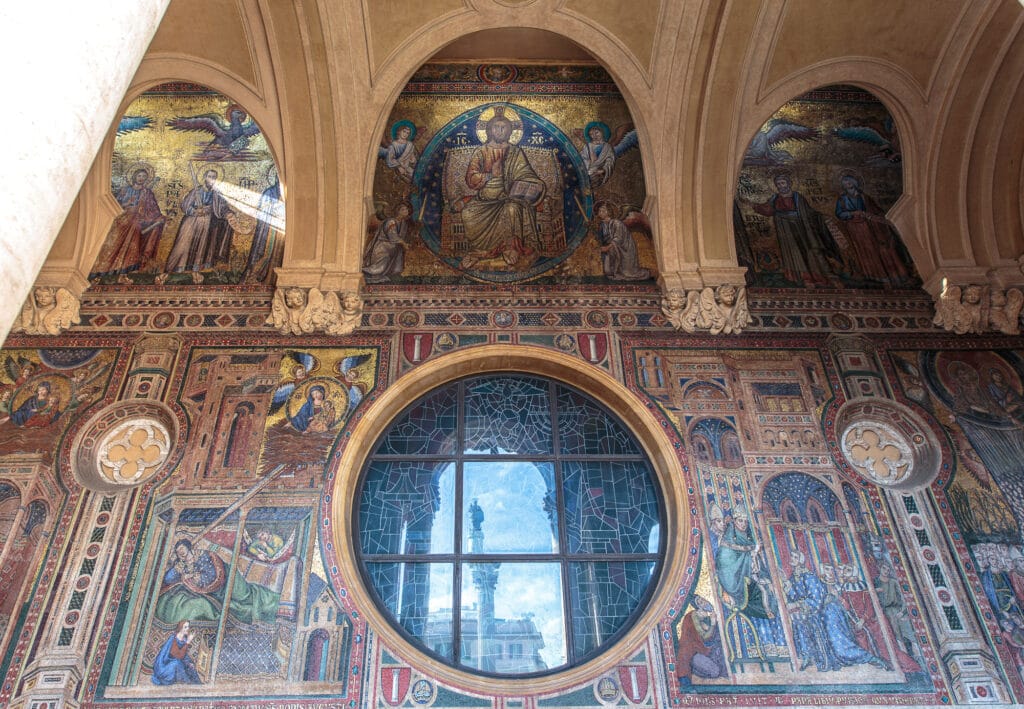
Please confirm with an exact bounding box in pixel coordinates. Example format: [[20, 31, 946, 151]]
[[286, 376, 348, 431], [390, 119, 416, 141], [474, 105, 523, 145], [195, 162, 224, 184], [833, 167, 864, 192], [11, 374, 72, 416], [124, 161, 155, 186], [584, 121, 611, 142], [768, 168, 795, 185], [592, 200, 618, 220], [225, 103, 248, 122]]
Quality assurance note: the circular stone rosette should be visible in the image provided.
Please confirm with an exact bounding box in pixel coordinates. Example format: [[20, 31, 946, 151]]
[[834, 398, 941, 490], [71, 400, 179, 492]]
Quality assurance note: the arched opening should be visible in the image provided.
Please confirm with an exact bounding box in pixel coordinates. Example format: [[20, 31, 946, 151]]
[[733, 84, 919, 292], [364, 31, 653, 288]]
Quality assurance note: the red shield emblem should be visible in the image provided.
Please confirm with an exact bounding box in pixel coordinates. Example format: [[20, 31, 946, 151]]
[[403, 333, 434, 364], [380, 666, 412, 706], [618, 665, 649, 703], [578, 333, 608, 363]]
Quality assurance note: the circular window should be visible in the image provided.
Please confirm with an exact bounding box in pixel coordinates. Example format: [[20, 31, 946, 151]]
[[355, 373, 664, 677]]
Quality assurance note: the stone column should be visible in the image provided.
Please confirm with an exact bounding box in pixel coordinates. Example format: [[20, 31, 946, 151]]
[[0, 1, 170, 342]]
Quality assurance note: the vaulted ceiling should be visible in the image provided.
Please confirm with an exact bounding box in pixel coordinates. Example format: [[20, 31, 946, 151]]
[[48, 0, 1024, 299]]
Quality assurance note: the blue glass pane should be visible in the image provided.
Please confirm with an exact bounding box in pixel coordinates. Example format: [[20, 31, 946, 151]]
[[374, 385, 458, 456], [568, 561, 655, 658], [463, 376, 552, 455], [360, 461, 455, 555], [460, 562, 566, 674], [367, 562, 453, 660], [556, 386, 641, 455], [563, 461, 660, 554], [463, 462, 557, 554]]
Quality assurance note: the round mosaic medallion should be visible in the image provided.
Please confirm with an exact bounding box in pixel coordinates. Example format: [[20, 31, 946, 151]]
[[70, 401, 179, 492], [834, 399, 941, 490], [95, 419, 172, 485]]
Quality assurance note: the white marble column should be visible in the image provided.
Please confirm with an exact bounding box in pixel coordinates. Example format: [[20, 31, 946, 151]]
[[0, 1, 170, 342]]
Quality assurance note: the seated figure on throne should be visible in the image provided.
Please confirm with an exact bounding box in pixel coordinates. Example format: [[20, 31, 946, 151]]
[[457, 107, 547, 269], [715, 506, 783, 662]]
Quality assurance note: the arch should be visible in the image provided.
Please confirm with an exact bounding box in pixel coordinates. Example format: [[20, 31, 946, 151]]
[[304, 628, 330, 682], [68, 63, 285, 287], [733, 81, 920, 291], [729, 59, 933, 284], [363, 19, 658, 236], [330, 345, 688, 695]]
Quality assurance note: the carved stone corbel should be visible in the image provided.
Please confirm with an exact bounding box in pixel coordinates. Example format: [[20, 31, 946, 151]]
[[266, 286, 363, 336], [932, 280, 1024, 335], [989, 287, 1023, 335], [661, 284, 753, 335], [9, 286, 81, 335]]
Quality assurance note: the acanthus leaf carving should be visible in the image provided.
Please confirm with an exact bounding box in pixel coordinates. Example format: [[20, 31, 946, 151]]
[[11, 286, 81, 336], [661, 285, 753, 335], [266, 286, 363, 336]]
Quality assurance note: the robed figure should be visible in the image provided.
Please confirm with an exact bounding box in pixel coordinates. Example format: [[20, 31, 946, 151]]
[[460, 108, 546, 268]]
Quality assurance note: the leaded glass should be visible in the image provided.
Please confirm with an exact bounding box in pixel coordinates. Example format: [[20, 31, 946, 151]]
[[464, 375, 552, 455], [463, 462, 557, 554], [460, 562, 566, 673], [356, 373, 663, 678], [375, 385, 458, 456], [359, 460, 455, 555], [367, 562, 453, 653], [562, 460, 660, 554], [556, 386, 640, 455], [568, 561, 656, 657]]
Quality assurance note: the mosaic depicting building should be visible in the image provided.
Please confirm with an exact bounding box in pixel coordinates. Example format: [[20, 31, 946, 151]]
[[3, 2, 1024, 708]]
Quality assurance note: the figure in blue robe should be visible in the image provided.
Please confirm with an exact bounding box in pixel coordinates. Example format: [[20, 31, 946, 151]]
[[152, 621, 202, 685]]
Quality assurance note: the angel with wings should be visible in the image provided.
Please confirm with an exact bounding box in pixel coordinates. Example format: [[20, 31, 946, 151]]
[[742, 118, 818, 166], [268, 352, 318, 417], [575, 121, 638, 188], [336, 353, 373, 420], [166, 105, 262, 161], [378, 119, 420, 182], [11, 287, 80, 336]]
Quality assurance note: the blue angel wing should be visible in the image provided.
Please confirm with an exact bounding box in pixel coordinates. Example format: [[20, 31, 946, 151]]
[[117, 115, 153, 135], [269, 382, 296, 414], [339, 353, 372, 375], [831, 125, 889, 147], [612, 128, 638, 157], [347, 385, 364, 417]]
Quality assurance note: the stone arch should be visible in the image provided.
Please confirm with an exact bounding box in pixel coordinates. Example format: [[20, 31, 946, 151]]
[[730, 56, 931, 285], [733, 80, 920, 291], [62, 57, 285, 290], [363, 19, 658, 235]]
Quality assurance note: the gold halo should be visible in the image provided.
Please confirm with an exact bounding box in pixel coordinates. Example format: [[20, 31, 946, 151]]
[[475, 105, 523, 145], [286, 377, 348, 430], [11, 374, 72, 416], [124, 161, 155, 186]]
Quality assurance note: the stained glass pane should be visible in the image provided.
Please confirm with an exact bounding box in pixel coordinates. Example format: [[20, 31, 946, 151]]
[[556, 386, 640, 455], [568, 561, 656, 658], [463, 462, 557, 554], [464, 376, 552, 455], [358, 373, 663, 677], [367, 562, 453, 659], [459, 562, 566, 674], [360, 461, 455, 555], [374, 385, 458, 456], [563, 461, 660, 554]]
